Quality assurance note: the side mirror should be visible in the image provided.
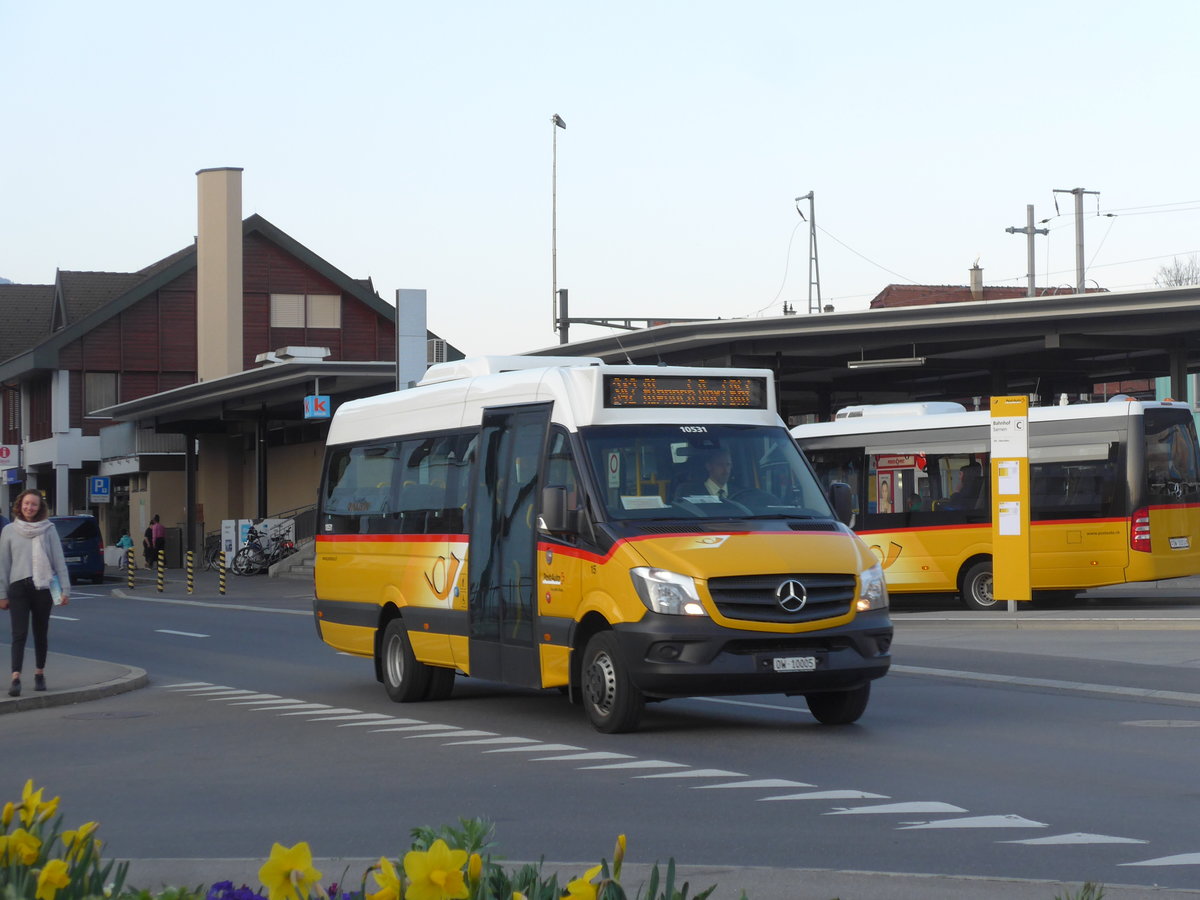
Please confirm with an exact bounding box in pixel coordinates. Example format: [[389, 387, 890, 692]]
[[539, 485, 576, 534], [828, 481, 853, 526]]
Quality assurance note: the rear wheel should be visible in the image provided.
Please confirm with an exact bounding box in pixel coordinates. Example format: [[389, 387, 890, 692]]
[[959, 560, 998, 610], [380, 619, 431, 702], [805, 683, 870, 725], [233, 546, 265, 576], [581, 632, 644, 733]]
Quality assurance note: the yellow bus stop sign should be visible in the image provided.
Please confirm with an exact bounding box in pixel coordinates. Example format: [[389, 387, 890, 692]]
[[990, 396, 1031, 604]]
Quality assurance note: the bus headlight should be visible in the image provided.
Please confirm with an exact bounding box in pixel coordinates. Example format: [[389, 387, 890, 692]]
[[630, 567, 707, 616], [856, 563, 889, 612]]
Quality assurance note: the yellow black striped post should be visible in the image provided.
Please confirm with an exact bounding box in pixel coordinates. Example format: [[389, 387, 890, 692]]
[[156, 553, 165, 593], [126, 547, 135, 588], [218, 549, 226, 595], [186, 550, 194, 594]]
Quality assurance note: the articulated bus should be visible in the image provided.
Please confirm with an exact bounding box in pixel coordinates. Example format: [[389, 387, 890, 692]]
[[313, 356, 892, 732], [790, 398, 1200, 610]]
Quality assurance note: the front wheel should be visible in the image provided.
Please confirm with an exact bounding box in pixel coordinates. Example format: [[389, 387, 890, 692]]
[[959, 560, 998, 610], [380, 619, 431, 702], [805, 683, 870, 725], [581, 632, 644, 733]]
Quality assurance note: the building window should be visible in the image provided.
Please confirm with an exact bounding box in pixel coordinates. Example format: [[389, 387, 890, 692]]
[[84, 372, 118, 415], [270, 293, 341, 329]]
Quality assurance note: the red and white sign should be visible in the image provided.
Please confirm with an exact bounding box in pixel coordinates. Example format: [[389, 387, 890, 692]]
[[875, 454, 915, 470], [0, 445, 17, 463]]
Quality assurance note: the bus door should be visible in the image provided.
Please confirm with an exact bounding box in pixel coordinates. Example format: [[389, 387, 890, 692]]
[[467, 403, 551, 687]]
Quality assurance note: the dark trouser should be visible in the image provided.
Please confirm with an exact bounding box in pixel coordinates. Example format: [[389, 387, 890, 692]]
[[8, 577, 53, 674]]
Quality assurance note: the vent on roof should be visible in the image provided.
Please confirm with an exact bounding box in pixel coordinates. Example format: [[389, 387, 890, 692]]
[[427, 339, 447, 365]]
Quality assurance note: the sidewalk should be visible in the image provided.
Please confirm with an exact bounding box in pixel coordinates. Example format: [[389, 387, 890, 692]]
[[4, 570, 1200, 897]]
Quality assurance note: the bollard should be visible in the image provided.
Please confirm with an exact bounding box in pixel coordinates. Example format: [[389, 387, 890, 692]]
[[126, 548, 135, 589], [157, 553, 165, 593], [186, 550, 194, 594], [218, 548, 226, 595]]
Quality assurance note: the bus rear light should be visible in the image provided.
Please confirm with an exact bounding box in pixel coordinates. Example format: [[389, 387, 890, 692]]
[[1130, 508, 1152, 553]]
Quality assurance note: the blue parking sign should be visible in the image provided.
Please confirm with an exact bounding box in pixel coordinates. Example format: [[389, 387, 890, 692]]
[[88, 476, 111, 504]]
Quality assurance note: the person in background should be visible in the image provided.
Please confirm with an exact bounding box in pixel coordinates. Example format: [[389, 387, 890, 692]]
[[116, 530, 134, 569], [0, 489, 70, 697], [150, 514, 165, 567]]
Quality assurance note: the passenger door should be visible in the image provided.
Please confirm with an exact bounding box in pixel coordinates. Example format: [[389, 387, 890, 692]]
[[466, 403, 551, 686]]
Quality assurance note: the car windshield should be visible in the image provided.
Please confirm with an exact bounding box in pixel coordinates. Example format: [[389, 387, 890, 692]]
[[579, 423, 834, 521]]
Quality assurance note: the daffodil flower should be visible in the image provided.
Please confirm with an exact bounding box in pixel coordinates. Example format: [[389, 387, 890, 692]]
[[36, 858, 71, 900], [62, 822, 100, 861], [563, 864, 602, 900], [367, 856, 402, 900], [19, 780, 46, 827], [2, 800, 15, 829], [612, 835, 626, 879], [5, 827, 43, 866], [402, 839, 468, 900], [259, 842, 323, 900]]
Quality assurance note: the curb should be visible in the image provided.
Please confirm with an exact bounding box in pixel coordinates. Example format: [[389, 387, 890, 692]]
[[0, 656, 148, 716]]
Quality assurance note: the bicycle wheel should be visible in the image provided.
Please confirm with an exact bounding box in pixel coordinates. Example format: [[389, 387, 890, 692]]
[[233, 546, 266, 575]]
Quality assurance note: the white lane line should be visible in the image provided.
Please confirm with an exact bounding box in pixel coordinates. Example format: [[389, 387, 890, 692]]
[[692, 696, 806, 714], [636, 769, 746, 779], [337, 717, 426, 727], [51, 615, 80, 621], [763, 790, 889, 802], [581, 760, 689, 770], [226, 695, 285, 703], [1004, 833, 1148, 845], [483, 743, 582, 754], [190, 689, 261, 698], [530, 751, 634, 762], [407, 730, 497, 740], [263, 703, 335, 713], [828, 801, 965, 816], [277, 707, 361, 717], [231, 699, 309, 707], [894, 664, 1200, 706], [1121, 852, 1200, 866], [371, 724, 459, 733], [697, 779, 814, 790], [447, 737, 540, 746], [165, 682, 214, 688], [301, 712, 394, 722], [156, 629, 210, 638], [899, 814, 1048, 830]]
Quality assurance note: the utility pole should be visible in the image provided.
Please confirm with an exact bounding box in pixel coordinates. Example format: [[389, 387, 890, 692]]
[[1053, 187, 1099, 294], [1005, 205, 1049, 297], [795, 192, 822, 313]]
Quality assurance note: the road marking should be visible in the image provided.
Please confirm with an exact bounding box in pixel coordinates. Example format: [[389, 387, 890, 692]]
[[1004, 833, 1147, 845], [635, 769, 745, 779], [899, 814, 1048, 830], [156, 629, 209, 638], [51, 614, 80, 621], [764, 790, 890, 802], [1122, 719, 1200, 727], [337, 717, 426, 727], [448, 737, 540, 746], [827, 801, 958, 815], [894, 664, 1200, 706], [371, 723, 461, 733], [581, 760, 689, 770], [1122, 852, 1200, 866], [530, 751, 634, 762], [408, 729, 496, 740], [482, 743, 583, 753], [697, 779, 814, 790]]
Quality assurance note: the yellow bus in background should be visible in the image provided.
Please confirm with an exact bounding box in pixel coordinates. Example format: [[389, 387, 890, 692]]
[[313, 357, 892, 732], [791, 398, 1200, 610]]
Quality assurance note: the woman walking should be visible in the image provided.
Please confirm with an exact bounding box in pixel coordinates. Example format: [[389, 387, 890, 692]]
[[0, 490, 70, 697]]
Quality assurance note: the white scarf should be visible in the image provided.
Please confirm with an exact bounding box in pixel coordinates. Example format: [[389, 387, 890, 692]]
[[12, 519, 55, 589]]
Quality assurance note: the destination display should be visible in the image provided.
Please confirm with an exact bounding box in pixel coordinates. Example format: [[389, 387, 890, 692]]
[[603, 374, 768, 409]]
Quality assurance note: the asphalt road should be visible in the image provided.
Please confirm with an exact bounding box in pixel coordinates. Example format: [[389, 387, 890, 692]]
[[2, 575, 1200, 898]]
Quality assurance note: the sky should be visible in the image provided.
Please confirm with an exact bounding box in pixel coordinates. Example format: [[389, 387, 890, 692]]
[[4, 1, 1200, 358]]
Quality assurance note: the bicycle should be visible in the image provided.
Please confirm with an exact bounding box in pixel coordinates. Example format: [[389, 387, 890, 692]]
[[232, 524, 296, 575], [199, 532, 223, 571]]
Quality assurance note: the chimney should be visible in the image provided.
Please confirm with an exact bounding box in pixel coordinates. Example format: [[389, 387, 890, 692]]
[[969, 259, 983, 301], [196, 167, 244, 380]]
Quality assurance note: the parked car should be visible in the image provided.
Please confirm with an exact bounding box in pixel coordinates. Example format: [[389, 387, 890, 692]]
[[50, 515, 105, 584]]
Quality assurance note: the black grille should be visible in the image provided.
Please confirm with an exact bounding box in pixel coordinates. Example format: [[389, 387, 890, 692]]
[[707, 573, 855, 624]]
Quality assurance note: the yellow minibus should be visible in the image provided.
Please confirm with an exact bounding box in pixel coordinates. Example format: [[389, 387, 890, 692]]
[[314, 357, 891, 732]]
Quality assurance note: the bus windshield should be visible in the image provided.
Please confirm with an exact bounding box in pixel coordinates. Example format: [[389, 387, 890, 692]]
[[1144, 407, 1200, 504], [579, 423, 833, 521]]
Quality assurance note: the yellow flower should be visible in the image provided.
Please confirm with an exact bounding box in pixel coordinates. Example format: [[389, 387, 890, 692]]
[[402, 839, 468, 900], [612, 835, 626, 878], [367, 856, 402, 900], [563, 864, 602, 900], [62, 822, 101, 861], [513, 894, 526, 900], [36, 858, 71, 900], [467, 853, 481, 885], [5, 827, 43, 865], [36, 795, 60, 824], [258, 842, 323, 900], [2, 801, 14, 828], [19, 781, 45, 827]]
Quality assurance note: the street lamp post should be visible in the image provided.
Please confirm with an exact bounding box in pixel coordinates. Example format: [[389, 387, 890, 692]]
[[551, 114, 566, 337]]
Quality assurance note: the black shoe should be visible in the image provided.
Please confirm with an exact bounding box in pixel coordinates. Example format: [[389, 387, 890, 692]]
[[34, 674, 46, 692], [7, 679, 19, 697]]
